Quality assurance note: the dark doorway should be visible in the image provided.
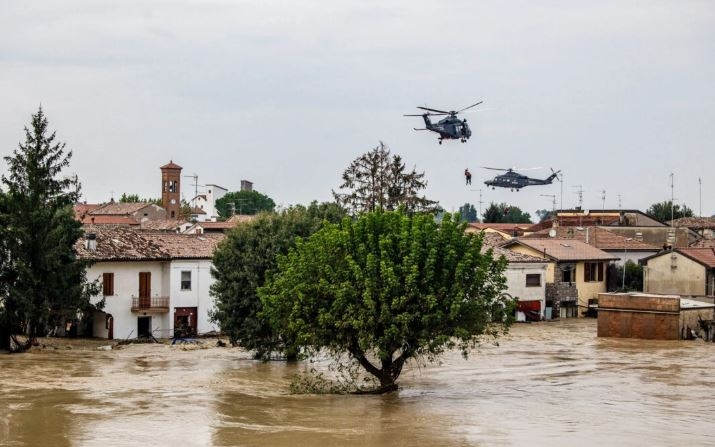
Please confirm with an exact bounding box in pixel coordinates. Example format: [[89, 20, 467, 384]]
[[174, 307, 197, 338], [137, 316, 152, 338], [107, 314, 114, 340]]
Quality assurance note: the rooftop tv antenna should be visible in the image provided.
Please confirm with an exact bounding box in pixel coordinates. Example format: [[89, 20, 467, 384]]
[[540, 194, 556, 214], [572, 185, 583, 209], [670, 173, 674, 226], [184, 173, 204, 209], [600, 189, 606, 210]]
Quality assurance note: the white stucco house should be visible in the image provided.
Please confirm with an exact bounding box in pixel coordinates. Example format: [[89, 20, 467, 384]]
[[76, 226, 224, 340], [480, 232, 550, 321], [191, 183, 228, 222]]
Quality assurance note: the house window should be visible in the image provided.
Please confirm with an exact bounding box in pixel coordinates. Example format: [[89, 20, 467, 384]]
[[102, 272, 114, 296], [584, 262, 604, 282], [526, 274, 541, 287], [181, 271, 192, 290], [561, 267, 574, 283]]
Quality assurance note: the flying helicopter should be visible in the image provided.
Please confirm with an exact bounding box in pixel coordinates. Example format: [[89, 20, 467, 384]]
[[483, 167, 561, 191], [404, 101, 483, 144]]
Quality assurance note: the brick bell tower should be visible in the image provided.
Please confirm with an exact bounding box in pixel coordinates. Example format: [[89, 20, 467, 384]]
[[160, 160, 182, 218]]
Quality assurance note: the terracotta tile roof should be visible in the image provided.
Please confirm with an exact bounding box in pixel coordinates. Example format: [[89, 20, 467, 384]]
[[677, 248, 715, 268], [160, 160, 182, 170], [74, 203, 102, 216], [472, 231, 547, 263], [478, 231, 511, 247], [90, 202, 156, 216], [487, 246, 548, 263], [524, 226, 659, 250], [468, 223, 532, 232], [76, 226, 223, 261], [194, 221, 236, 230], [76, 226, 168, 261], [147, 233, 224, 258], [502, 238, 618, 262], [668, 217, 715, 230], [139, 219, 188, 231], [77, 215, 140, 226], [690, 239, 715, 248]]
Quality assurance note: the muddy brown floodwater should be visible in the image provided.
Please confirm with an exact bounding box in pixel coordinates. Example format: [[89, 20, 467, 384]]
[[1, 319, 714, 447]]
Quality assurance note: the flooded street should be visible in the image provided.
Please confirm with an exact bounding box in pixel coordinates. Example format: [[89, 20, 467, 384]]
[[1, 319, 713, 447]]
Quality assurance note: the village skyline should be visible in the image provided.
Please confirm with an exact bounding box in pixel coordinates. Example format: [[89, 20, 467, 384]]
[[2, 1, 714, 218]]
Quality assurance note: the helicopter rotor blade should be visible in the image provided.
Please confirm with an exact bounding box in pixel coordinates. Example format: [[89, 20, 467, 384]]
[[457, 101, 484, 113], [481, 166, 510, 172], [417, 106, 450, 114]]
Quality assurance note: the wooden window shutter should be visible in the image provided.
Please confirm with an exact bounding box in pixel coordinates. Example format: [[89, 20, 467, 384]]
[[584, 263, 591, 282], [102, 273, 114, 296], [139, 272, 151, 298], [597, 262, 604, 282]]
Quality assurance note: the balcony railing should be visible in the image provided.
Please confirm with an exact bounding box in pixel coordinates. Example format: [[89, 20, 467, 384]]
[[131, 296, 169, 313]]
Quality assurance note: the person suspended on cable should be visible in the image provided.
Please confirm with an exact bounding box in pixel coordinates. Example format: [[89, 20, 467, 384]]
[[464, 168, 472, 185]]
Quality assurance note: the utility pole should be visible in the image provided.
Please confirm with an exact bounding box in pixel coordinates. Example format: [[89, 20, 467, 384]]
[[670, 172, 674, 226], [471, 188, 484, 222], [699, 177, 702, 217], [556, 172, 564, 211]]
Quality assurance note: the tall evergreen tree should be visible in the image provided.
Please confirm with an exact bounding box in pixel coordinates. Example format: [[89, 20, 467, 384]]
[[1, 107, 97, 351], [332, 142, 438, 215]]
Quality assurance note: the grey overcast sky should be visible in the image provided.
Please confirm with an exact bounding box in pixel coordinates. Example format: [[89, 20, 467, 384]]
[[2, 1, 714, 219]]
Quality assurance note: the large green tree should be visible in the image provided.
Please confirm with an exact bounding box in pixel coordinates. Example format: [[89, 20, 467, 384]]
[[210, 202, 346, 358], [483, 202, 532, 223], [332, 142, 438, 215], [1, 107, 98, 351], [646, 200, 694, 223], [259, 210, 514, 393], [215, 190, 276, 218]]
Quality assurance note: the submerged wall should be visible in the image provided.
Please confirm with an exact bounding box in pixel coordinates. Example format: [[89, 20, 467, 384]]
[[597, 293, 715, 340]]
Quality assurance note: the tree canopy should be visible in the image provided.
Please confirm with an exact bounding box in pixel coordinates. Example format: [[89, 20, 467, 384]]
[[459, 203, 479, 223], [483, 202, 532, 224], [646, 200, 694, 222], [258, 210, 514, 393], [0, 107, 99, 352], [332, 142, 438, 215], [215, 190, 276, 218], [210, 202, 346, 358], [119, 193, 161, 204]]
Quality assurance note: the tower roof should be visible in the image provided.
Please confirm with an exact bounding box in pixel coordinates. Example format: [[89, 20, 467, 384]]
[[160, 160, 182, 170]]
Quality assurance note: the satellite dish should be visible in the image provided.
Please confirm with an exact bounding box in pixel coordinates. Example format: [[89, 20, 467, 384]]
[[548, 229, 557, 238]]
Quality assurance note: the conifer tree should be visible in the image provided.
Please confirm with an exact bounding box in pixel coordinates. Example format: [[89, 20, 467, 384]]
[[1, 107, 97, 351]]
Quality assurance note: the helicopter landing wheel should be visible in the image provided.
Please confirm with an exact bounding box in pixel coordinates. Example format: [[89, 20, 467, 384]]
[[438, 140, 442, 145]]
